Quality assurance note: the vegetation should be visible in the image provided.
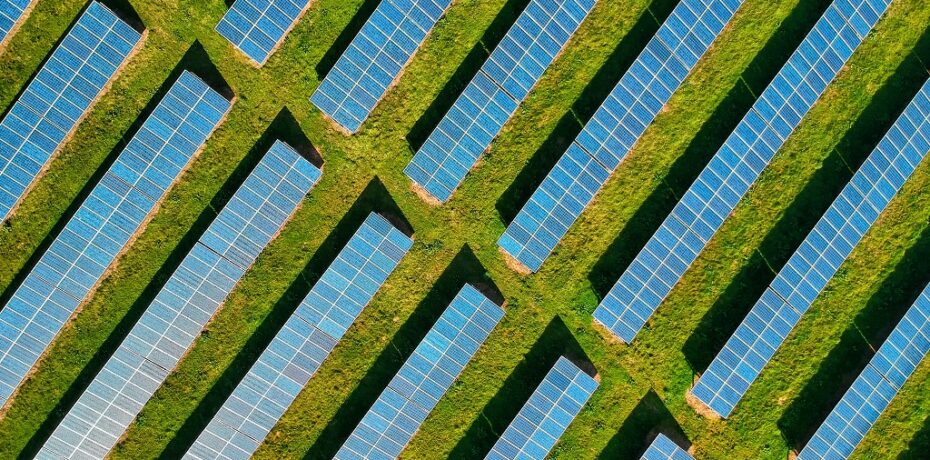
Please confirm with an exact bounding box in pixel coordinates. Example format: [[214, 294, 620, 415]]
[[0, 0, 929, 458]]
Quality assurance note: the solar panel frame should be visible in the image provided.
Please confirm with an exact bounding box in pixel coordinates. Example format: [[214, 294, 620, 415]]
[[310, 0, 455, 134], [0, 0, 143, 223], [497, 0, 744, 273], [36, 140, 321, 460], [0, 70, 231, 411], [0, 0, 35, 48], [797, 288, 930, 460], [334, 284, 504, 460], [403, 0, 597, 203], [185, 212, 413, 460], [690, 75, 929, 419], [640, 433, 693, 460], [215, 0, 313, 66], [484, 356, 598, 460], [593, 0, 892, 344]]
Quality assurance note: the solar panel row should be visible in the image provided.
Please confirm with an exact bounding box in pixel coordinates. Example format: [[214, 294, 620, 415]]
[[0, 0, 33, 46], [0, 70, 230, 410], [335, 284, 504, 460], [798, 287, 930, 460], [0, 0, 142, 223], [640, 433, 693, 460], [403, 0, 597, 203], [310, 0, 454, 134], [497, 0, 744, 273], [185, 212, 413, 460], [690, 76, 929, 418], [216, 0, 311, 66], [485, 356, 597, 460], [593, 0, 892, 344], [36, 140, 321, 459]]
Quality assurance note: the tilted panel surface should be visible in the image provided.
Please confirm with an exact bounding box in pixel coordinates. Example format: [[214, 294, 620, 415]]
[[0, 1, 142, 222], [0, 0, 34, 45], [185, 212, 412, 460], [36, 141, 321, 459], [640, 433, 693, 460], [0, 71, 230, 409], [594, 0, 892, 343], [691, 77, 929, 418], [216, 0, 311, 65], [498, 0, 743, 272]]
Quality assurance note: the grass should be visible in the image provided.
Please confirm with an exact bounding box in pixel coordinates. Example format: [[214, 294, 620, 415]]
[[0, 0, 929, 459]]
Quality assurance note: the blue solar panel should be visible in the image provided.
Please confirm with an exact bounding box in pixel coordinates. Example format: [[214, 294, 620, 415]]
[[690, 75, 929, 418], [185, 212, 412, 460], [497, 0, 744, 273], [0, 1, 142, 222], [310, 0, 454, 133], [0, 0, 33, 46], [593, 0, 892, 344], [216, 0, 311, 65], [798, 288, 930, 460], [335, 284, 504, 459], [640, 433, 693, 460], [403, 0, 597, 203], [0, 70, 230, 411], [485, 356, 597, 460], [36, 140, 321, 459]]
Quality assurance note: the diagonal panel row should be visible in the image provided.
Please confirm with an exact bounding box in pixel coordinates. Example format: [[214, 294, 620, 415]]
[[335, 284, 504, 460], [498, 0, 744, 273], [485, 356, 598, 460], [0, 70, 230, 410], [185, 212, 413, 460], [404, 0, 597, 203], [36, 140, 321, 460], [690, 77, 930, 418], [0, 0, 34, 47], [311, 0, 454, 133], [0, 1, 142, 222], [640, 433, 693, 460], [594, 0, 892, 344], [798, 287, 930, 460], [216, 0, 312, 66]]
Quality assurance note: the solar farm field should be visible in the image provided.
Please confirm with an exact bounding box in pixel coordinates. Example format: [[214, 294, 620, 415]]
[[1, 0, 930, 459]]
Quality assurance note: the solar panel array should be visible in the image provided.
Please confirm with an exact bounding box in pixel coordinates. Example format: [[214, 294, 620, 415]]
[[0, 70, 230, 410], [36, 141, 321, 459], [798, 287, 930, 460], [0, 0, 33, 46], [185, 212, 413, 460], [216, 0, 311, 66], [690, 77, 930, 418], [0, 1, 142, 222], [593, 0, 892, 344], [485, 356, 597, 460], [640, 434, 693, 460], [335, 284, 504, 460], [497, 0, 744, 273], [403, 0, 596, 203], [310, 0, 454, 133]]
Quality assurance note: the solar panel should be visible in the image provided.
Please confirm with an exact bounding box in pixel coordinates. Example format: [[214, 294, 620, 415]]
[[310, 0, 454, 134], [0, 0, 34, 47], [484, 356, 597, 460], [0, 1, 143, 222], [216, 0, 311, 66], [36, 140, 321, 459], [689, 76, 930, 418], [593, 0, 892, 344], [335, 284, 504, 460], [184, 212, 413, 460], [640, 434, 693, 460], [403, 0, 597, 203], [797, 288, 930, 460], [497, 0, 744, 273], [0, 70, 230, 411]]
